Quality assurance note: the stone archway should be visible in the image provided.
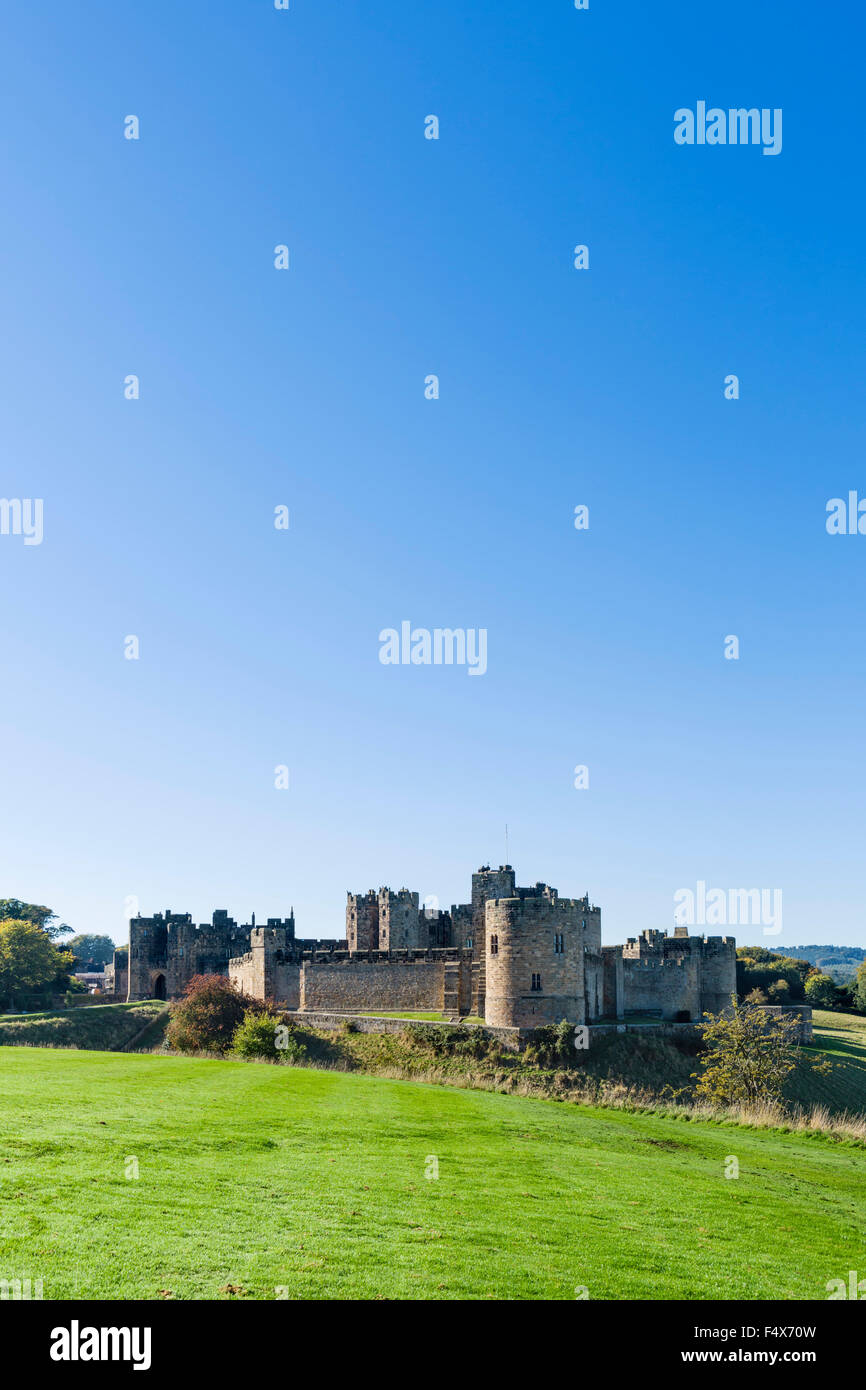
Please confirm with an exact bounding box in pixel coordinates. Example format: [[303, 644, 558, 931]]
[[153, 974, 167, 1001]]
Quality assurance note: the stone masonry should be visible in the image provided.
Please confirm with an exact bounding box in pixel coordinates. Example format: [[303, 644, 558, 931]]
[[124, 863, 738, 1028]]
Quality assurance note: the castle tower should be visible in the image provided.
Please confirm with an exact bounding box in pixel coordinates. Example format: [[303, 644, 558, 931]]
[[484, 896, 586, 1028], [464, 865, 516, 1014], [238, 926, 288, 1000], [126, 909, 194, 1001], [346, 891, 379, 952], [377, 888, 421, 950], [419, 907, 453, 949], [698, 936, 737, 1016], [471, 865, 516, 944]]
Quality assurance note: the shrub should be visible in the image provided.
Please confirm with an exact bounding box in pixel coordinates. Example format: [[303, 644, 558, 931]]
[[450, 1028, 496, 1060], [399, 1022, 498, 1061], [231, 1010, 307, 1062], [166, 975, 262, 1054], [403, 1023, 459, 1055], [524, 1019, 576, 1069]]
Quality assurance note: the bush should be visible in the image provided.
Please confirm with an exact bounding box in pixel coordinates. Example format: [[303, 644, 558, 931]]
[[745, 987, 768, 1005], [231, 1010, 307, 1062], [403, 1023, 460, 1055], [166, 975, 263, 1054], [400, 1022, 498, 1061], [524, 1019, 576, 1069]]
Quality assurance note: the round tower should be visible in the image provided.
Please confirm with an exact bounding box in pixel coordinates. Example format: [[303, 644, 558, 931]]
[[484, 896, 585, 1028]]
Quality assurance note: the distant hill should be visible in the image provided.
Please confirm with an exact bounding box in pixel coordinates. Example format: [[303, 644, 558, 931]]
[[748, 944, 866, 982]]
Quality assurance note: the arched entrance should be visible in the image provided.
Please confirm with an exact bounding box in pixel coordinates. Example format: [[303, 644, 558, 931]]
[[153, 974, 167, 1001]]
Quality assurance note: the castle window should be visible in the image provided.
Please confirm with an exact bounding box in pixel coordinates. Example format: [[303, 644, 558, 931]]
[[531, 973, 542, 992], [466, 937, 473, 949], [554, 933, 564, 954], [490, 934, 498, 956]]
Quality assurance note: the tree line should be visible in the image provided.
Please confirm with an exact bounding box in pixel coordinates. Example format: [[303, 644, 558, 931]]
[[0, 899, 118, 1011]]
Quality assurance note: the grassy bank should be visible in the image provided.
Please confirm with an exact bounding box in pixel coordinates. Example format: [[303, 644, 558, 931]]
[[787, 1010, 866, 1115], [0, 1001, 165, 1051], [274, 1012, 866, 1128]]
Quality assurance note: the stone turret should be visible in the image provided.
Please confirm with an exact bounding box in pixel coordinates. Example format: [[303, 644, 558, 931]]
[[346, 891, 379, 952], [484, 895, 590, 1028], [377, 888, 421, 950]]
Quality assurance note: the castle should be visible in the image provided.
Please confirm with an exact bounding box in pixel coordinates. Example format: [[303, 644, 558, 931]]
[[113, 864, 737, 1029]]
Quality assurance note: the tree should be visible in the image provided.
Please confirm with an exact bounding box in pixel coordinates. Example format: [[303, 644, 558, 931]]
[[744, 987, 768, 1005], [693, 996, 828, 1107], [736, 950, 809, 1002], [853, 961, 866, 1015], [0, 920, 74, 1008], [0, 900, 69, 940], [65, 935, 116, 970], [804, 973, 837, 1009], [166, 975, 263, 1054]]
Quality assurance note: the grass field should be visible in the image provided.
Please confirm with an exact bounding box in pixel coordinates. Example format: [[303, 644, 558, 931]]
[[790, 1010, 866, 1115], [359, 1011, 486, 1024], [1, 1047, 864, 1300]]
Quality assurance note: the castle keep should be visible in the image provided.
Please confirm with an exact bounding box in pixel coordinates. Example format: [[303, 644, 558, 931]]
[[120, 863, 736, 1028]]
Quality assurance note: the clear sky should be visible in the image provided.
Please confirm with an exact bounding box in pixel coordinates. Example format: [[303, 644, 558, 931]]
[[1, 2, 864, 950]]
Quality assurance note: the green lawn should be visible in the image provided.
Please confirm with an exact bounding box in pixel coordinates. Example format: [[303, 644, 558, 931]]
[[359, 1011, 485, 1024], [1, 1047, 863, 1300], [359, 1011, 452, 1021]]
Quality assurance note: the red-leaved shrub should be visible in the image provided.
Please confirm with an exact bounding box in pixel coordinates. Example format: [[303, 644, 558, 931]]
[[166, 974, 263, 1054]]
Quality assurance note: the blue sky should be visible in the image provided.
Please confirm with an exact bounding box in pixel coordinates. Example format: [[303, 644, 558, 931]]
[[1, 1, 864, 949]]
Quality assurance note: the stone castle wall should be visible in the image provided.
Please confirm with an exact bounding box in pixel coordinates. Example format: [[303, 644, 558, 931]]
[[621, 930, 736, 1020], [299, 958, 454, 1013]]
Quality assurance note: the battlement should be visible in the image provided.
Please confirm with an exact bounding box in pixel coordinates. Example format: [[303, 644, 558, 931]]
[[623, 930, 736, 959], [249, 926, 288, 950], [489, 895, 599, 915]]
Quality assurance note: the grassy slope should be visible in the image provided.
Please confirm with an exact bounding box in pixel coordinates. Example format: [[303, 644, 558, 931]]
[[1, 1048, 863, 1301], [788, 1010, 866, 1114], [0, 1002, 165, 1051]]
